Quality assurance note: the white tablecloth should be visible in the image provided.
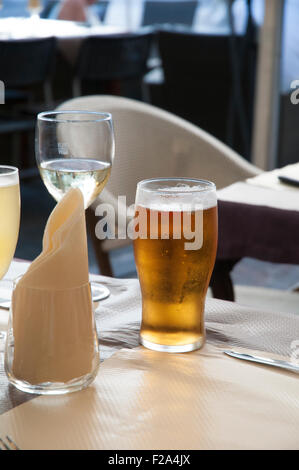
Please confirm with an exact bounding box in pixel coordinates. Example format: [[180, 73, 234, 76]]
[[218, 163, 299, 212], [0, 260, 298, 449]]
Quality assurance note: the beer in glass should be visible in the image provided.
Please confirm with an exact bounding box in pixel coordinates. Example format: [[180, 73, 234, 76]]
[[133, 178, 218, 352]]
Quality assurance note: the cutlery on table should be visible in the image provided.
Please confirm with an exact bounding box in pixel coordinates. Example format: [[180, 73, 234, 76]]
[[223, 350, 299, 374], [278, 175, 299, 188], [0, 300, 10, 310]]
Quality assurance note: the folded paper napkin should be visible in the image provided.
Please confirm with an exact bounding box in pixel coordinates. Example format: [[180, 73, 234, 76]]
[[11, 189, 97, 384], [17, 188, 89, 289]]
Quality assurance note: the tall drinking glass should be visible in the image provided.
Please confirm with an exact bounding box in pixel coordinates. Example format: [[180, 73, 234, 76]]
[[133, 178, 218, 353], [0, 167, 20, 340], [27, 0, 42, 18], [36, 111, 115, 300]]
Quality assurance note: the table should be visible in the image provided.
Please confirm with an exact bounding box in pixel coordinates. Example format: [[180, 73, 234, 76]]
[[0, 260, 141, 415], [212, 164, 299, 301], [0, 260, 299, 448], [0, 17, 127, 64]]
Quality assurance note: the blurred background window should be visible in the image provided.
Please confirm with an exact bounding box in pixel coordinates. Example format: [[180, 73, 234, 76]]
[[0, 0, 299, 291], [0, 0, 33, 17]]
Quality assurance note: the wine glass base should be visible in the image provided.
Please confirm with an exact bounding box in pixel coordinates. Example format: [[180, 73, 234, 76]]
[[90, 282, 110, 302]]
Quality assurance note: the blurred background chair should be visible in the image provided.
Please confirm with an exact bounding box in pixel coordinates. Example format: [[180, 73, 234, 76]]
[[145, 27, 257, 161], [72, 31, 154, 100], [0, 37, 57, 170], [58, 94, 260, 276], [142, 0, 198, 27]]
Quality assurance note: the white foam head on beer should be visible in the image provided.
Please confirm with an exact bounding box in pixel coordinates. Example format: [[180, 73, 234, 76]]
[[0, 168, 19, 187], [137, 181, 217, 212]]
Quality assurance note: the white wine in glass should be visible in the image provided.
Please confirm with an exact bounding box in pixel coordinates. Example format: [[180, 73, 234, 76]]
[[0, 167, 20, 339], [39, 158, 111, 210], [36, 111, 115, 301]]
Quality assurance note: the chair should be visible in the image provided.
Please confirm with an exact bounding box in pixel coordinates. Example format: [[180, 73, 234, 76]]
[[57, 95, 261, 276], [0, 37, 56, 106], [142, 1, 198, 27], [0, 37, 57, 169], [149, 28, 256, 159], [72, 31, 154, 99]]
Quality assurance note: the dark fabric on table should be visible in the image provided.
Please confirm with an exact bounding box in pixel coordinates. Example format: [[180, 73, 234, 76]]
[[217, 200, 299, 264]]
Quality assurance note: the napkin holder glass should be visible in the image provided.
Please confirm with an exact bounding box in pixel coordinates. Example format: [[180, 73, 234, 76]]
[[4, 279, 100, 395]]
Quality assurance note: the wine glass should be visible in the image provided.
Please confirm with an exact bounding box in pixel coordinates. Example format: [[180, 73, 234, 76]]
[[36, 111, 115, 301], [27, 0, 42, 19], [0, 166, 20, 341]]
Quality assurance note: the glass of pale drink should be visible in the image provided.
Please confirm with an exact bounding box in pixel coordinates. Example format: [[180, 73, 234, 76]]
[[0, 166, 20, 340]]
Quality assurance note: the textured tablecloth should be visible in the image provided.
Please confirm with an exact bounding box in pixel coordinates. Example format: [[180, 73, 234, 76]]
[[0, 260, 298, 421], [2, 342, 299, 450]]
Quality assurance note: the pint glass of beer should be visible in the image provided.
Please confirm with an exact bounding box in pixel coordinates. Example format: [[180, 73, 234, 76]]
[[133, 178, 218, 353]]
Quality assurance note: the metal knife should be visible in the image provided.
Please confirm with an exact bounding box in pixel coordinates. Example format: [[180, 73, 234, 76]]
[[0, 299, 11, 310], [223, 350, 299, 374], [278, 175, 299, 188]]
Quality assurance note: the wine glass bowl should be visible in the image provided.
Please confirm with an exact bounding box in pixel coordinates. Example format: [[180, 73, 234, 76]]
[[36, 111, 114, 209]]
